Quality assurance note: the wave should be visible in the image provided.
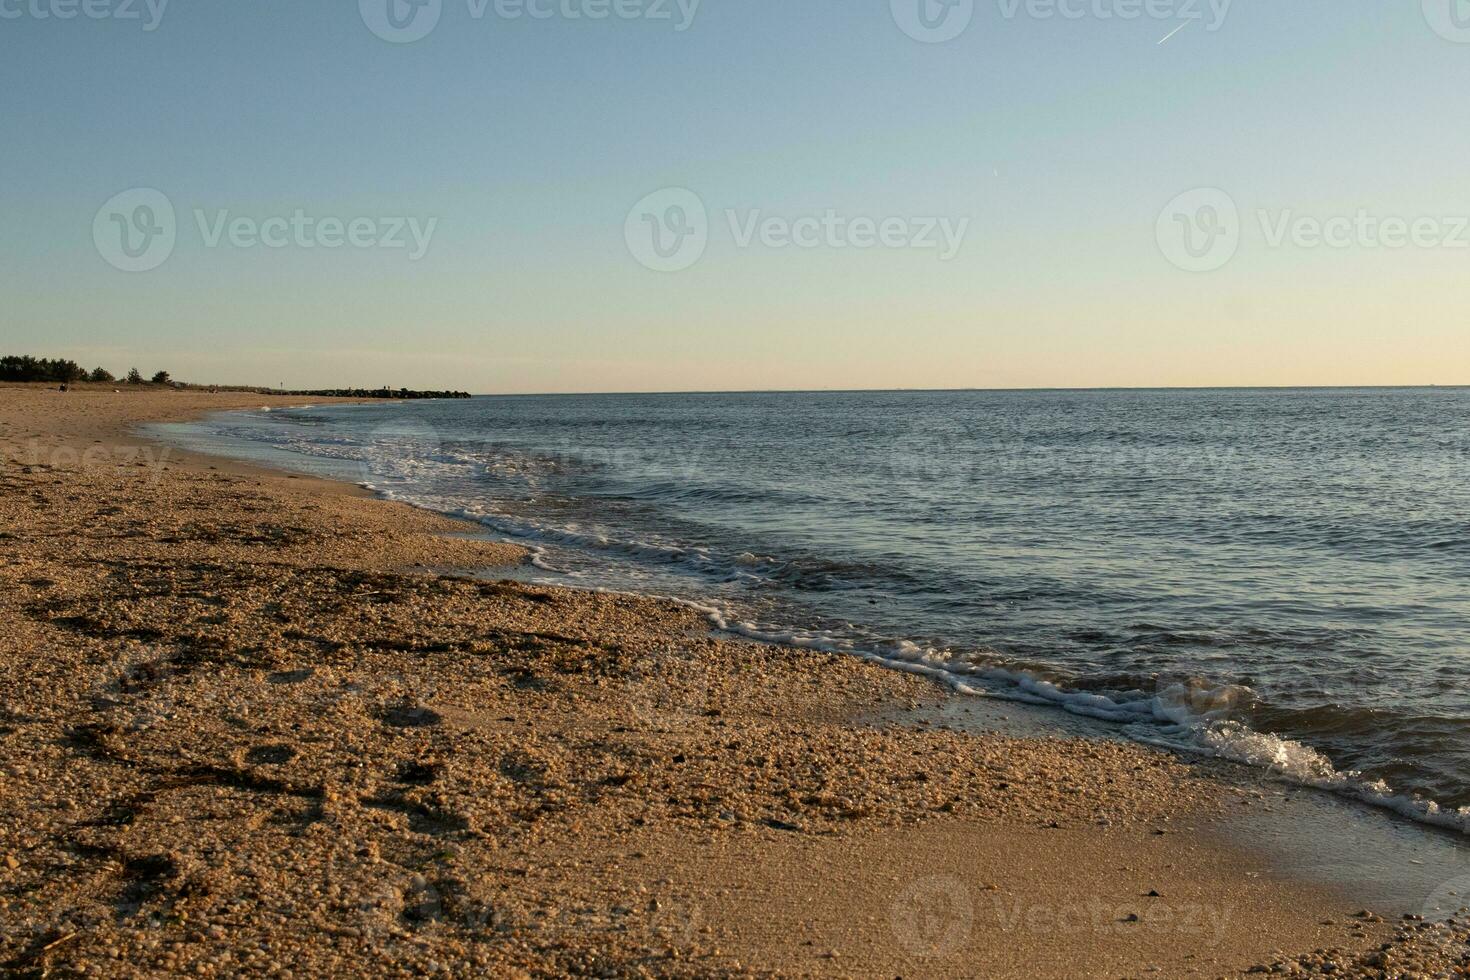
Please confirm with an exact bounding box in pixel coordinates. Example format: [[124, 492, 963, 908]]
[[673, 599, 1470, 836]]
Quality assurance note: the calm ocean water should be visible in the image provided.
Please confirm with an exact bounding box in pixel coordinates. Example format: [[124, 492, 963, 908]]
[[156, 389, 1470, 828]]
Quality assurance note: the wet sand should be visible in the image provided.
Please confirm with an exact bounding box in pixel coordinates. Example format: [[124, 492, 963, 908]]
[[1, 383, 1466, 977]]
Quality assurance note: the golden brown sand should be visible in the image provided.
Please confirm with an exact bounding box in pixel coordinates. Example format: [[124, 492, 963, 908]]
[[1, 384, 1464, 977]]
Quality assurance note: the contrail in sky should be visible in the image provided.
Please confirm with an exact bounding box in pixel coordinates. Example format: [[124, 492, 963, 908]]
[[1157, 21, 1189, 44]]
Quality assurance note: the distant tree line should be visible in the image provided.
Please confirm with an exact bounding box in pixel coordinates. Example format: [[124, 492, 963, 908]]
[[0, 355, 173, 386], [1, 356, 468, 398], [280, 388, 472, 399]]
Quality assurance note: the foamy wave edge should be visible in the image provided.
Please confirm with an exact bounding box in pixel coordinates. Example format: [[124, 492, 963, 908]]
[[671, 598, 1470, 836]]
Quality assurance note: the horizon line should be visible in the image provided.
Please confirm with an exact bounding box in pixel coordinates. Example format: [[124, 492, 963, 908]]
[[446, 383, 1470, 398]]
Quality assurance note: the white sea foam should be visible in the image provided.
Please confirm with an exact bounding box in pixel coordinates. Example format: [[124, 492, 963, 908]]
[[649, 594, 1470, 836]]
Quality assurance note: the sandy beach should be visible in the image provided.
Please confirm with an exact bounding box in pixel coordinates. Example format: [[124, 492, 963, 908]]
[[2, 384, 1466, 978]]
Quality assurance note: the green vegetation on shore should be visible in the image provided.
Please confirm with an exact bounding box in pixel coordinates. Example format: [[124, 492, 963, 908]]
[[0, 355, 470, 399], [0, 356, 170, 386]]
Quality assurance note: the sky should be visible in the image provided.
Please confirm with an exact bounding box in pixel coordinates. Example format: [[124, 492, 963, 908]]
[[2, 0, 1469, 393]]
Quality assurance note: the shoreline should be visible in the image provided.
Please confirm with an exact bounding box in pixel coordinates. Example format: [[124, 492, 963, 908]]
[[156, 393, 1470, 840], [2, 384, 1467, 976]]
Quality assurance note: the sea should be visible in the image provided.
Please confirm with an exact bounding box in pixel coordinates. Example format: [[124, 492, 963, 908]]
[[152, 388, 1470, 832]]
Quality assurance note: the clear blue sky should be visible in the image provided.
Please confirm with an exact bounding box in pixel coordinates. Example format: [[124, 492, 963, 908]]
[[3, 1, 1468, 391]]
